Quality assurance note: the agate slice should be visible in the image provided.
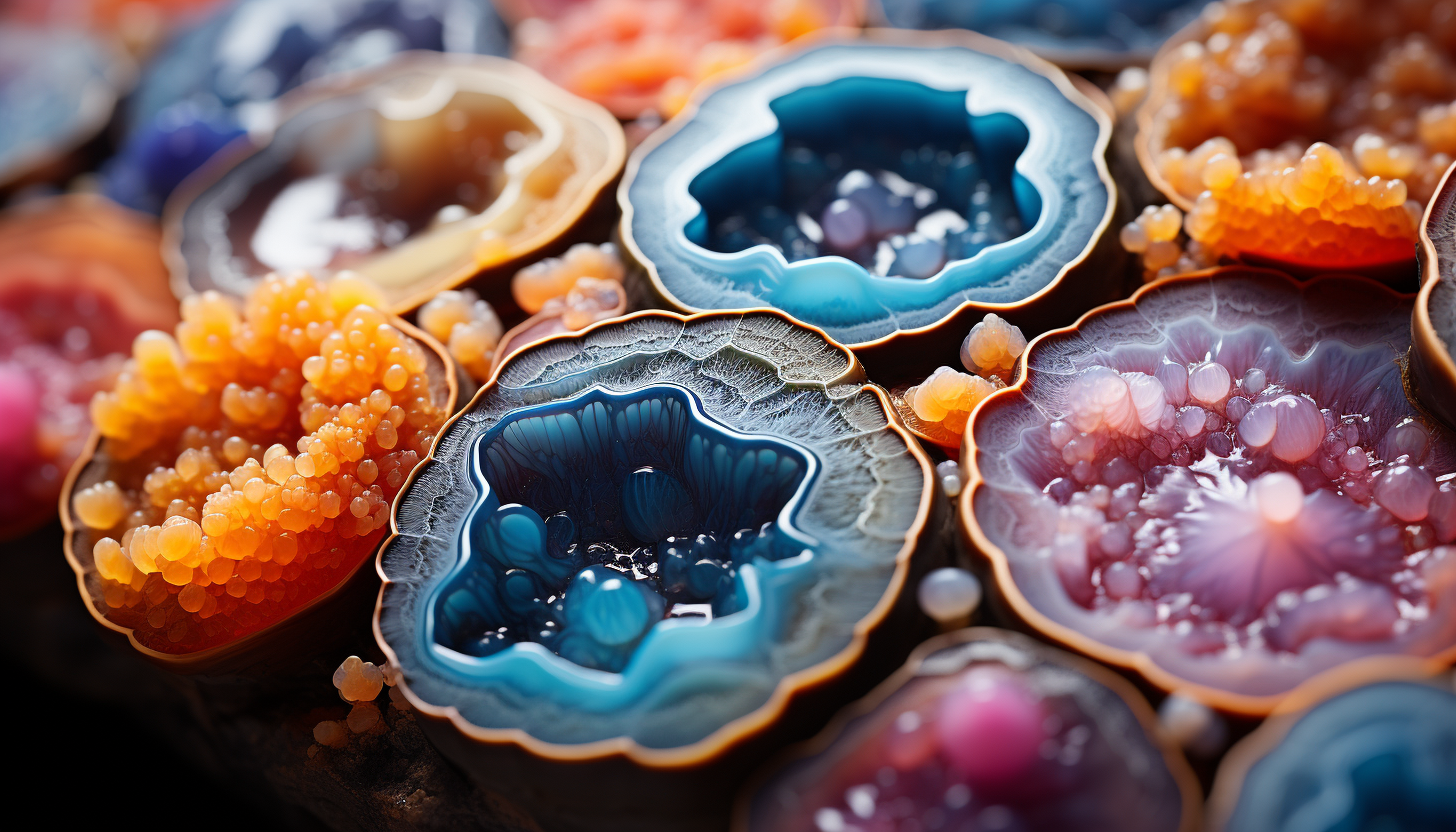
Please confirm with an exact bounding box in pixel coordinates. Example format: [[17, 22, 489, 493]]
[[1412, 164, 1456, 430], [0, 26, 129, 189], [1134, 0, 1456, 277], [167, 52, 625, 315], [875, 0, 1211, 68], [962, 268, 1456, 713], [500, 0, 862, 119], [108, 0, 509, 215], [0, 196, 177, 538], [63, 272, 456, 671], [376, 310, 937, 830], [1210, 674, 1456, 832], [742, 628, 1198, 832], [623, 32, 1117, 362]]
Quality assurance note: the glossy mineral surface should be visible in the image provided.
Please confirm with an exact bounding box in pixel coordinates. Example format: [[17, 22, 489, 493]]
[[433, 385, 814, 673], [1144, 0, 1456, 267], [747, 630, 1187, 832], [379, 312, 928, 748], [627, 40, 1108, 347], [969, 272, 1456, 703], [1221, 681, 1456, 831], [879, 0, 1211, 63], [172, 54, 622, 311], [71, 272, 449, 654], [0, 199, 177, 537], [507, 0, 854, 119]]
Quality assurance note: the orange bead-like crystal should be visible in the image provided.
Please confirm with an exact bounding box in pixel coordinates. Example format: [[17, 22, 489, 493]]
[[1145, 0, 1456, 268], [74, 272, 448, 654]]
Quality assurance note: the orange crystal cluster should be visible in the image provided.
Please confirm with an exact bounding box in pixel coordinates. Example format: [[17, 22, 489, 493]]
[[72, 272, 447, 653], [1179, 141, 1421, 268], [1147, 0, 1456, 266], [509, 0, 849, 119]]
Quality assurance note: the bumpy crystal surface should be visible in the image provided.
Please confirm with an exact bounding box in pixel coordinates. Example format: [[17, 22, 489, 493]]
[[434, 385, 813, 672], [704, 142, 1022, 280], [970, 273, 1456, 701], [74, 272, 448, 653]]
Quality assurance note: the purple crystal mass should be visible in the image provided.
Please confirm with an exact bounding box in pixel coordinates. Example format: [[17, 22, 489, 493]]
[[708, 141, 1023, 279]]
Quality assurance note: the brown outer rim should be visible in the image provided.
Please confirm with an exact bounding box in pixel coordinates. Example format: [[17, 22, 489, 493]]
[[372, 306, 937, 769], [616, 26, 1118, 352], [159, 51, 626, 315], [731, 627, 1204, 832], [956, 265, 1454, 717], [58, 315, 459, 672], [1412, 160, 1456, 425], [1204, 655, 1445, 832]]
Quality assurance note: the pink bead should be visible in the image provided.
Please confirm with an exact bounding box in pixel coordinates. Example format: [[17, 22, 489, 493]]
[[1268, 395, 1324, 462], [1374, 464, 1436, 523], [0, 363, 39, 460], [936, 666, 1047, 786]]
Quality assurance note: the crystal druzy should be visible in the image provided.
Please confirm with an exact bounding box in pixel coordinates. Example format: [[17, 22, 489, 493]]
[[623, 36, 1111, 348], [877, 0, 1211, 65], [377, 311, 932, 750], [433, 385, 815, 673], [170, 53, 624, 313], [1217, 681, 1456, 831], [1137, 0, 1456, 273], [66, 272, 452, 656], [110, 0, 509, 213], [965, 269, 1456, 709], [744, 629, 1193, 832]]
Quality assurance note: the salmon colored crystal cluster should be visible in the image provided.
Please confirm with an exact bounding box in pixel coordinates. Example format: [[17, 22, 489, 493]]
[[507, 0, 853, 119], [71, 272, 448, 653], [1145, 0, 1456, 267]]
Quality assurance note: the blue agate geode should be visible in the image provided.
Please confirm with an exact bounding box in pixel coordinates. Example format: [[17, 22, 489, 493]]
[[376, 311, 935, 752], [621, 34, 1114, 350], [875, 0, 1213, 67], [1218, 680, 1456, 831]]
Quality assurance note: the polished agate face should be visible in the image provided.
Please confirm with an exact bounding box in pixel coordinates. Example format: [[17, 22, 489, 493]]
[[747, 630, 1189, 832], [625, 40, 1109, 347], [969, 272, 1456, 705], [433, 385, 815, 673], [379, 311, 931, 749]]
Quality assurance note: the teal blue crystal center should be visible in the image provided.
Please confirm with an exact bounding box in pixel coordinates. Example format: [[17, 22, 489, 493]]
[[425, 384, 819, 686]]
